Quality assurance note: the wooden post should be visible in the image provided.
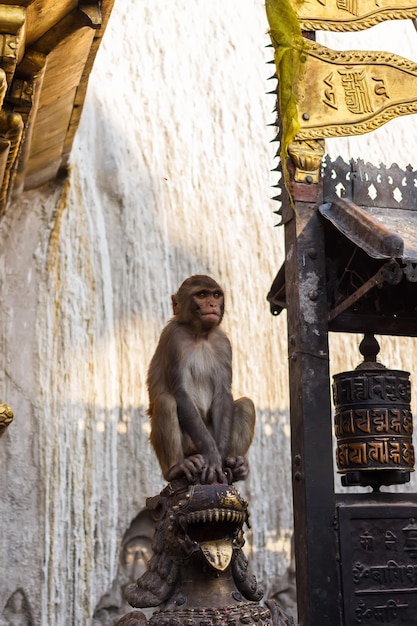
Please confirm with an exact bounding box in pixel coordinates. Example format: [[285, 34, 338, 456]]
[[284, 192, 341, 626]]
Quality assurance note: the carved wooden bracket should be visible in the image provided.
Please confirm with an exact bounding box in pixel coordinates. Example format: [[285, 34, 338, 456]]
[[0, 0, 115, 217]]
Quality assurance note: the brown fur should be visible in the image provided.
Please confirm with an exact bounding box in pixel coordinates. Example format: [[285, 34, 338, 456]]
[[147, 275, 255, 484]]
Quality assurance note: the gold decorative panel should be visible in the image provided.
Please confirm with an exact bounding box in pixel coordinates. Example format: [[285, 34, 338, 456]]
[[294, 40, 417, 141], [0, 402, 13, 436], [0, 0, 114, 216], [292, 0, 417, 32]]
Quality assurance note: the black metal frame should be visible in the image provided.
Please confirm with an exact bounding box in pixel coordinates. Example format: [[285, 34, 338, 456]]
[[272, 157, 417, 626]]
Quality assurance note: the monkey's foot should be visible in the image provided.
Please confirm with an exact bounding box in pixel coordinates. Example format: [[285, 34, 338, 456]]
[[199, 450, 229, 484], [224, 456, 249, 482], [167, 454, 205, 483]]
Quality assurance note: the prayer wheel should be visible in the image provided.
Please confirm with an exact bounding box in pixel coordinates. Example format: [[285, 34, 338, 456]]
[[332, 334, 415, 489]]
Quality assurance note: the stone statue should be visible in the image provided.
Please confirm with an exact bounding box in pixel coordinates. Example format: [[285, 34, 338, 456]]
[[115, 479, 294, 626]]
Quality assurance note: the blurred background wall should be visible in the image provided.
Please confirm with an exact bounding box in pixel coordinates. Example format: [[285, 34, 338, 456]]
[[1, 2, 417, 624]]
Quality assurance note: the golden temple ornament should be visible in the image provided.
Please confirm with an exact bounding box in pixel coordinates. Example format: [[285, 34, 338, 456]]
[[294, 40, 417, 141], [0, 1, 115, 217], [0, 402, 13, 435], [288, 139, 325, 184], [291, 0, 417, 32], [200, 539, 234, 571]]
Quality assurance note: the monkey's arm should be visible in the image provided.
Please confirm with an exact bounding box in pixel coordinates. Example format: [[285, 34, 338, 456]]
[[206, 331, 235, 459], [175, 388, 227, 484], [210, 390, 234, 458], [148, 390, 207, 482]]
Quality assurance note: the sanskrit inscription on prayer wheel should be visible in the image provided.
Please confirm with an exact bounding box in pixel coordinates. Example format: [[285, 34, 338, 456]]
[[332, 334, 415, 489]]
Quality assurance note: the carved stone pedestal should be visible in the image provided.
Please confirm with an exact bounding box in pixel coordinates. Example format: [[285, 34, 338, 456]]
[[115, 480, 295, 626]]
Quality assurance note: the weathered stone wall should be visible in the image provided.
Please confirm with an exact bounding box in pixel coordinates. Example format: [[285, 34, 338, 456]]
[[1, 2, 417, 624]]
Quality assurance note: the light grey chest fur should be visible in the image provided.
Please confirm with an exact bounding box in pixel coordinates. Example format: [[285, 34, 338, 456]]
[[181, 340, 219, 413]]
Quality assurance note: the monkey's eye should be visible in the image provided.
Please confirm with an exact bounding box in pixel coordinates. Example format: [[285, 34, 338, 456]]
[[194, 289, 223, 300]]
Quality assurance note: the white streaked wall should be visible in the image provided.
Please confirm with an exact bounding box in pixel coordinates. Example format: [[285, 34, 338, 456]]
[[0, 2, 416, 624]]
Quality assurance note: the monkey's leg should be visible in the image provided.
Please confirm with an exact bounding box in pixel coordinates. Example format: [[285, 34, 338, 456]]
[[224, 397, 256, 482], [229, 397, 256, 456], [149, 393, 205, 483], [149, 393, 184, 480]]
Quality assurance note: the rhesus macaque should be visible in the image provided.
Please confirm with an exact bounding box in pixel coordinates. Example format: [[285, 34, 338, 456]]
[[147, 275, 255, 485]]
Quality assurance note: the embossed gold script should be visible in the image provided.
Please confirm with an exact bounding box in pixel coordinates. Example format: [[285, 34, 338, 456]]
[[333, 369, 415, 473], [294, 41, 417, 141], [290, 0, 417, 31]]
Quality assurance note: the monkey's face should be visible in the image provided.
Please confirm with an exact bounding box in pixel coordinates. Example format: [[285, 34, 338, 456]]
[[191, 288, 224, 329], [173, 275, 225, 330]]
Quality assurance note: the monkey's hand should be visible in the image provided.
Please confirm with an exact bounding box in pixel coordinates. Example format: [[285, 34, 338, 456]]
[[201, 449, 228, 485], [167, 454, 205, 483], [224, 456, 249, 482]]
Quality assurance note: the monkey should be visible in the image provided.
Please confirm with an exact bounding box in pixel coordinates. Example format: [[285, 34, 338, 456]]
[[147, 275, 256, 485]]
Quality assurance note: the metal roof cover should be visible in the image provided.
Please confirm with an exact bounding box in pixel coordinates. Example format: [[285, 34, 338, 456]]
[[319, 197, 417, 262]]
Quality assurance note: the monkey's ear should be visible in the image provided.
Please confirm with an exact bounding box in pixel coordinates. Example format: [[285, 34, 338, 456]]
[[171, 293, 180, 315]]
